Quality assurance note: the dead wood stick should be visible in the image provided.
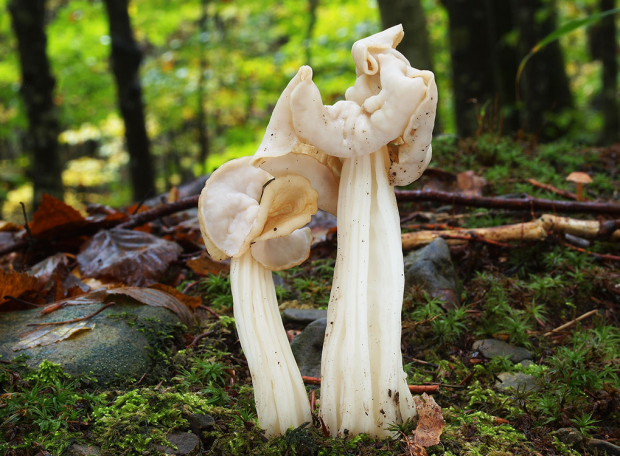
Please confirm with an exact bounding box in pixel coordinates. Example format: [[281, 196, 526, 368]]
[[394, 189, 620, 215], [401, 214, 620, 250], [115, 195, 200, 230], [543, 309, 599, 336], [26, 303, 116, 326], [301, 375, 438, 393], [527, 178, 578, 200]]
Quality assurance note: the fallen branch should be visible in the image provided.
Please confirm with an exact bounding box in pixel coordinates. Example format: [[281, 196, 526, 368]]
[[395, 189, 620, 215], [27, 303, 116, 326], [527, 178, 578, 200], [543, 309, 599, 336], [2, 190, 620, 258], [401, 214, 620, 250], [301, 375, 438, 393]]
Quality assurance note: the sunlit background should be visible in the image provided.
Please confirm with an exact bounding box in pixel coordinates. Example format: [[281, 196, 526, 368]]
[[0, 0, 613, 221]]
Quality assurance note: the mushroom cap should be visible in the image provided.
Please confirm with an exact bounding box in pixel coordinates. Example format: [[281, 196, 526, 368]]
[[566, 172, 592, 184], [351, 24, 408, 76], [198, 156, 318, 263], [251, 227, 313, 271], [251, 66, 341, 215]]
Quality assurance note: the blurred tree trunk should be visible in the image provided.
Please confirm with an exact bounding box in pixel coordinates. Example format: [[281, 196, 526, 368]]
[[103, 0, 155, 201], [597, 0, 619, 144], [513, 0, 573, 140], [8, 0, 63, 206], [377, 0, 442, 133], [197, 0, 210, 174], [443, 0, 497, 137], [305, 0, 319, 66]]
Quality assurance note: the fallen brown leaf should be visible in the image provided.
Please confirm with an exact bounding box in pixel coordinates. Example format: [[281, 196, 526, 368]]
[[457, 170, 487, 196], [28, 194, 86, 239], [77, 229, 182, 286], [186, 253, 230, 276], [150, 283, 201, 309], [0, 269, 40, 306], [412, 393, 444, 447], [108, 287, 195, 327]]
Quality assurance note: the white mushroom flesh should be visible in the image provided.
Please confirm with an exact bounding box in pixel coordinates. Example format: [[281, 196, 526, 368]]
[[231, 249, 312, 437], [252, 227, 313, 271]]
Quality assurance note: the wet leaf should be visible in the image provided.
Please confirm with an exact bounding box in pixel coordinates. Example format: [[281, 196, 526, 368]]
[[108, 287, 194, 327], [0, 269, 40, 306], [29, 253, 69, 284], [28, 194, 86, 239], [12, 320, 96, 351], [77, 229, 182, 286], [412, 393, 444, 447], [187, 253, 230, 276]]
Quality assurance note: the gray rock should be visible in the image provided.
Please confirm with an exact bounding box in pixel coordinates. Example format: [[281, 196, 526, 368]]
[[553, 428, 583, 446], [519, 359, 534, 368], [495, 372, 537, 392], [587, 439, 620, 455], [187, 412, 215, 437], [282, 308, 328, 326], [68, 444, 101, 456], [472, 339, 532, 363], [0, 299, 181, 384], [154, 432, 202, 455], [290, 318, 327, 378], [404, 238, 460, 308]]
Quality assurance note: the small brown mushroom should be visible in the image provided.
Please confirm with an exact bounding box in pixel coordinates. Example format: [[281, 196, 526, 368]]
[[566, 172, 592, 201]]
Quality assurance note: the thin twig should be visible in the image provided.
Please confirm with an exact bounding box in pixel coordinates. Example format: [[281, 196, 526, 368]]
[[187, 330, 214, 348], [3, 296, 47, 307], [527, 178, 578, 200], [562, 243, 620, 262], [543, 309, 599, 337], [301, 375, 439, 393], [20, 202, 33, 240], [27, 303, 116, 326], [198, 304, 220, 319]]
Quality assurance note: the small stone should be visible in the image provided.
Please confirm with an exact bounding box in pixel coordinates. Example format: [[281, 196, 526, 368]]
[[282, 308, 328, 326], [290, 318, 326, 378], [68, 444, 101, 456], [404, 238, 460, 308], [472, 339, 532, 363], [154, 432, 202, 456], [587, 439, 620, 455], [553, 428, 583, 446], [495, 372, 537, 392], [187, 412, 215, 436], [519, 360, 534, 368]]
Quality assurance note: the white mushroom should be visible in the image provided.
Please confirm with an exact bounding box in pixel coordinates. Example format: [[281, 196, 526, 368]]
[[197, 156, 316, 437], [286, 25, 438, 437]]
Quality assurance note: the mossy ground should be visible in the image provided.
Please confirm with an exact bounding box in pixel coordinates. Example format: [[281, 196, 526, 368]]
[[1, 136, 619, 455]]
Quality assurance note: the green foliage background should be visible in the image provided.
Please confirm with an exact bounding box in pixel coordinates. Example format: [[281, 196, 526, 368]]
[[0, 0, 613, 219]]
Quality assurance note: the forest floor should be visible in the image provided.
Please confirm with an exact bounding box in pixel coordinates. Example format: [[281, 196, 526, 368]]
[[1, 135, 619, 455]]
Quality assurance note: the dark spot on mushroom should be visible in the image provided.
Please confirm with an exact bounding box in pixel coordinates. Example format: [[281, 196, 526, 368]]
[[380, 409, 385, 416], [388, 389, 392, 398], [344, 429, 349, 435], [394, 392, 400, 406], [273, 227, 277, 231]]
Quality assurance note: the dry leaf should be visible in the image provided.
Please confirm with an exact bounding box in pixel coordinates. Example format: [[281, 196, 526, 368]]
[[77, 229, 182, 286], [412, 393, 444, 447], [402, 436, 428, 456], [108, 287, 195, 327], [29, 253, 69, 284], [12, 320, 96, 351], [0, 221, 21, 232], [187, 253, 230, 276], [0, 269, 40, 305], [150, 283, 201, 309], [456, 171, 487, 196], [28, 194, 86, 239]]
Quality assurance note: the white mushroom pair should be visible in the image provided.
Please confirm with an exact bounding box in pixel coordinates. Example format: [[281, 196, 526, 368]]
[[198, 24, 437, 439], [255, 24, 437, 437]]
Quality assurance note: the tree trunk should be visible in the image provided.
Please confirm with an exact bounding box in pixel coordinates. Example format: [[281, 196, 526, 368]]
[[377, 0, 441, 133], [103, 0, 155, 201], [8, 0, 63, 206], [513, 0, 573, 140], [197, 0, 210, 174], [599, 0, 619, 144], [443, 0, 498, 138], [305, 0, 320, 66]]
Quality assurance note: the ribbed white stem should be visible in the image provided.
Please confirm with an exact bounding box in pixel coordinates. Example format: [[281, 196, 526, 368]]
[[320, 148, 415, 437], [231, 251, 312, 437]]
